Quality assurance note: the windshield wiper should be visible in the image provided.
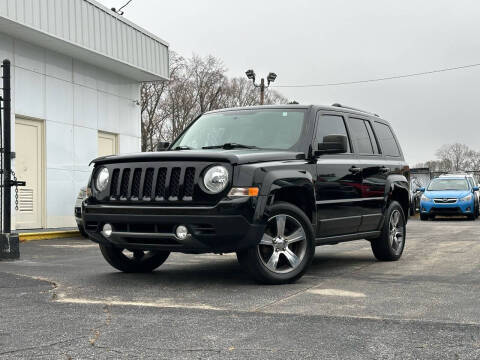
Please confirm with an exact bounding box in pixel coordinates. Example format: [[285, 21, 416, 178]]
[[202, 143, 259, 150], [173, 146, 193, 150]]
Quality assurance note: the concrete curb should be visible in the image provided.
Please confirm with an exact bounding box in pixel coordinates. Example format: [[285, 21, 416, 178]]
[[19, 230, 81, 242]]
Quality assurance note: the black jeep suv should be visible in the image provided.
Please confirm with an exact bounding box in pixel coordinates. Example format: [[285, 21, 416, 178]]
[[83, 104, 410, 284]]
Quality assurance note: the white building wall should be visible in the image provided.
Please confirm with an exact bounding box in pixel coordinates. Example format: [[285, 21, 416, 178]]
[[1, 33, 141, 228]]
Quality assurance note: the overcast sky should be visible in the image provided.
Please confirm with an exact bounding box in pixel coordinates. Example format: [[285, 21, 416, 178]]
[[100, 0, 480, 166]]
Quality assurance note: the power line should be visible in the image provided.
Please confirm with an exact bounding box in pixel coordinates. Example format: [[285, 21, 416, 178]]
[[273, 62, 480, 88], [111, 0, 134, 15], [118, 0, 134, 12]]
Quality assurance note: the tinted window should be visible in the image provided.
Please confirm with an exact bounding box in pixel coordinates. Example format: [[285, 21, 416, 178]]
[[347, 118, 374, 154], [374, 122, 401, 157], [365, 121, 379, 154], [315, 115, 350, 152]]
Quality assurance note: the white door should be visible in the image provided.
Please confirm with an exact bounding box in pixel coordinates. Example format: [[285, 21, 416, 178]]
[[98, 132, 118, 157], [15, 118, 44, 229]]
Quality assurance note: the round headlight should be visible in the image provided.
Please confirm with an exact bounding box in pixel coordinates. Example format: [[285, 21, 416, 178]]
[[203, 166, 229, 194], [95, 167, 110, 192]]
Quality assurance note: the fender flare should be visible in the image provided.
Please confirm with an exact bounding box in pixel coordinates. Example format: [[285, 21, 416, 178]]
[[254, 169, 317, 223], [385, 174, 410, 220]]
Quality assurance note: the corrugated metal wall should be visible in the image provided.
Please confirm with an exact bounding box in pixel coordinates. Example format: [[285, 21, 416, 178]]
[[0, 0, 169, 79]]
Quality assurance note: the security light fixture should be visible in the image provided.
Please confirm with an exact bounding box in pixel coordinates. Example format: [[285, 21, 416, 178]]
[[245, 69, 256, 80], [267, 72, 277, 85], [245, 69, 278, 105]]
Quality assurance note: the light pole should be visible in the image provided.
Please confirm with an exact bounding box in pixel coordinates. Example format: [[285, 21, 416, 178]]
[[245, 70, 277, 105]]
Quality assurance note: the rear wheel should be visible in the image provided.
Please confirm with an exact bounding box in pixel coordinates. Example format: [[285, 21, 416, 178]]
[[371, 201, 406, 261], [99, 244, 170, 273], [237, 202, 315, 285]]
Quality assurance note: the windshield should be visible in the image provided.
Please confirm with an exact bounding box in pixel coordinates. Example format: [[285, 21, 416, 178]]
[[171, 109, 306, 150], [427, 178, 469, 191]]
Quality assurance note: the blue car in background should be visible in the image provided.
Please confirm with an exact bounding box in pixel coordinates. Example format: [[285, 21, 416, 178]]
[[419, 176, 479, 221]]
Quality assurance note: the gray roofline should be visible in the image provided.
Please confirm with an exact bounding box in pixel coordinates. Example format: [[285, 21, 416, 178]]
[[85, 0, 169, 47]]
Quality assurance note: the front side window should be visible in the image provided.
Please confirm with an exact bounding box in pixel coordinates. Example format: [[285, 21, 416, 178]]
[[427, 178, 469, 191], [315, 114, 350, 152], [172, 109, 306, 150], [347, 118, 375, 154], [374, 122, 401, 157]]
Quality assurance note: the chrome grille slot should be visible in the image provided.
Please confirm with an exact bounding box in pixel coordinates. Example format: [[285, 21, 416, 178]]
[[155, 167, 167, 200], [110, 169, 120, 198], [131, 168, 142, 199], [184, 167, 196, 199], [119, 169, 131, 199], [142, 168, 154, 200], [169, 167, 181, 200]]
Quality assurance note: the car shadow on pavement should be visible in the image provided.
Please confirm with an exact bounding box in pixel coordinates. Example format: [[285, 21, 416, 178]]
[[84, 252, 377, 287]]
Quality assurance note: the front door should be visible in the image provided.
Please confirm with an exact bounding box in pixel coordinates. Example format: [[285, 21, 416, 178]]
[[314, 113, 363, 239], [15, 118, 44, 229]]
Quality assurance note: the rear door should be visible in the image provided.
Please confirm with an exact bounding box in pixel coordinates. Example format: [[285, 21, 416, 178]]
[[346, 116, 386, 232], [314, 112, 363, 239]]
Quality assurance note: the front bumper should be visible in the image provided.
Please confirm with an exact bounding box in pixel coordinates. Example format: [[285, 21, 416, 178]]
[[420, 200, 473, 216], [82, 197, 267, 253]]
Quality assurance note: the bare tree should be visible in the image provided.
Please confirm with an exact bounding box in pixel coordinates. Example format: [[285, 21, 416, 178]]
[[140, 52, 290, 150], [435, 143, 473, 172]]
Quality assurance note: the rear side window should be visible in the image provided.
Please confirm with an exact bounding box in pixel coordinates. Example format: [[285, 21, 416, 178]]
[[347, 118, 375, 154], [374, 122, 401, 157], [315, 114, 351, 152]]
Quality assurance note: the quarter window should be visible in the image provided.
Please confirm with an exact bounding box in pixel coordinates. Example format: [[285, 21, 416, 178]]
[[347, 118, 375, 154], [315, 115, 350, 152], [374, 122, 401, 157]]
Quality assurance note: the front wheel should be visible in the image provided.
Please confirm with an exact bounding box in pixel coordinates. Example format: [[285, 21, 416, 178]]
[[237, 202, 315, 285], [420, 213, 428, 221], [99, 244, 170, 273], [371, 201, 406, 261]]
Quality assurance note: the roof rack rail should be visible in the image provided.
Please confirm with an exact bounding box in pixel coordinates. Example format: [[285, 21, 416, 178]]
[[331, 103, 379, 117]]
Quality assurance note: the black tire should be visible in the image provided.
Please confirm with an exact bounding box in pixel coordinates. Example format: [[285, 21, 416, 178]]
[[468, 213, 475, 221], [371, 201, 406, 261], [409, 206, 415, 216], [99, 244, 170, 273], [236, 202, 315, 285], [77, 223, 88, 238], [420, 214, 428, 221]]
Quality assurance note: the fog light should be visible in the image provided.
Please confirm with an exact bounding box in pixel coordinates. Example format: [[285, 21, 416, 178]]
[[175, 225, 188, 240], [102, 223, 113, 238]]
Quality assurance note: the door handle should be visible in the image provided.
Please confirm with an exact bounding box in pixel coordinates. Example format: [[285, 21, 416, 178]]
[[349, 166, 362, 174]]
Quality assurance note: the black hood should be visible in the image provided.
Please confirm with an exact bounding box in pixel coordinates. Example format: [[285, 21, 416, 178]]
[[91, 149, 305, 166]]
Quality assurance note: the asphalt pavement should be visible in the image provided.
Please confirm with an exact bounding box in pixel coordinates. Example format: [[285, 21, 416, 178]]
[[1, 217, 479, 359]]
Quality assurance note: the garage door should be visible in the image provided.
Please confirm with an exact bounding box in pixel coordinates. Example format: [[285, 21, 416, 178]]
[[98, 132, 118, 157], [15, 118, 44, 229]]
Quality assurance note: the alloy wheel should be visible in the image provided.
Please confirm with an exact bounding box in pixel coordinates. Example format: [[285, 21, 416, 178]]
[[257, 214, 307, 274], [389, 210, 404, 255]]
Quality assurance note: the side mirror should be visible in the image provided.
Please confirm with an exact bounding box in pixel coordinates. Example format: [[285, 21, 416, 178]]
[[156, 142, 170, 151], [314, 135, 348, 156], [473, 186, 479, 192], [417, 187, 425, 192]]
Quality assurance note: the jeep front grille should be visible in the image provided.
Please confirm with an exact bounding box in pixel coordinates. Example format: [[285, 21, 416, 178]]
[[108, 165, 198, 203]]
